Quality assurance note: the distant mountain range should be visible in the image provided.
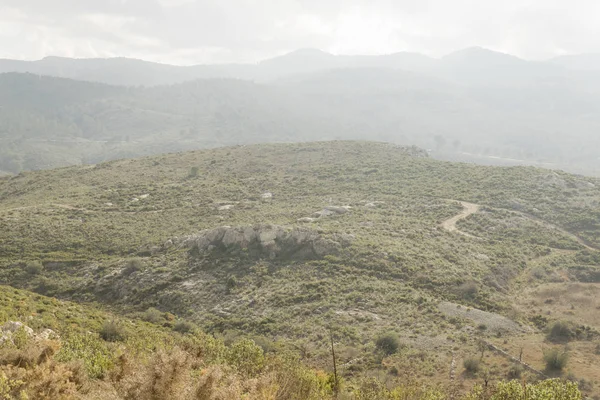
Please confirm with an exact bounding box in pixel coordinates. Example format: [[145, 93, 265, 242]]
[[2, 47, 599, 87], [1, 47, 600, 176]]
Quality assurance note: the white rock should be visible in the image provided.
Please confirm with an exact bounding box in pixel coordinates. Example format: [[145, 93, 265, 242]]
[[2, 321, 33, 336], [325, 206, 350, 214], [38, 329, 58, 341], [139, 194, 150, 199], [218, 205, 234, 211]]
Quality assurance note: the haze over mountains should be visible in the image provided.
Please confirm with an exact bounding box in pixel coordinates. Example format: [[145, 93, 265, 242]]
[[1, 47, 600, 176]]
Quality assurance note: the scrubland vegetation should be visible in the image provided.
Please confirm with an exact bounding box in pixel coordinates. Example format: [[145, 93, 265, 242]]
[[0, 141, 598, 398]]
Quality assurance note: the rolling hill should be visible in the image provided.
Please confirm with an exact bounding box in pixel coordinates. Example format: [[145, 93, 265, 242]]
[[0, 141, 599, 397]]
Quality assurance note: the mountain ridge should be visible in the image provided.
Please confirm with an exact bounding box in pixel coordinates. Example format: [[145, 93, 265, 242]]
[[4, 46, 600, 87]]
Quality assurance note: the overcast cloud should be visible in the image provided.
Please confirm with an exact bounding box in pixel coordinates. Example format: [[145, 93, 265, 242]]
[[1, 0, 599, 64]]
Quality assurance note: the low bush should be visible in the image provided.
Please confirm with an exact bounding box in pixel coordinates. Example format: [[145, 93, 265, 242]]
[[141, 307, 164, 325], [544, 348, 569, 371], [123, 258, 143, 276], [548, 321, 574, 343], [99, 320, 127, 342], [507, 363, 524, 379], [173, 320, 196, 334], [375, 332, 401, 356], [24, 261, 43, 275], [463, 357, 480, 374]]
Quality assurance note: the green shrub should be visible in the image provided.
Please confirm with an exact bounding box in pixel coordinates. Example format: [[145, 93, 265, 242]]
[[123, 258, 143, 276], [548, 321, 574, 343], [24, 261, 43, 275], [469, 379, 582, 400], [463, 357, 480, 374], [141, 307, 164, 325], [99, 320, 127, 342], [458, 282, 479, 299], [173, 320, 196, 334], [544, 348, 569, 371], [226, 276, 237, 291], [507, 363, 524, 379], [56, 332, 115, 378], [188, 166, 200, 178], [375, 332, 401, 355], [226, 339, 265, 377]]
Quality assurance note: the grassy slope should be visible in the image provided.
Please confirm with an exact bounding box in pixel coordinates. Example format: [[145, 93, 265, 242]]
[[0, 141, 599, 392]]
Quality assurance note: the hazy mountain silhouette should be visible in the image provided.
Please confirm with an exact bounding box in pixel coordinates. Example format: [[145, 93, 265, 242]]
[[1, 47, 600, 176]]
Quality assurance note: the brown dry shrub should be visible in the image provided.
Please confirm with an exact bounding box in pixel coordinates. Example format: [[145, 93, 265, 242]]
[[0, 341, 86, 400], [112, 348, 193, 400]]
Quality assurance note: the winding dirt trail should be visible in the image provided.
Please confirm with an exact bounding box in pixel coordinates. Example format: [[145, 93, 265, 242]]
[[440, 200, 597, 251], [441, 201, 481, 238]]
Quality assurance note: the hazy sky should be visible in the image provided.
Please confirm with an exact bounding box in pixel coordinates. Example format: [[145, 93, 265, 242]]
[[1, 0, 599, 64]]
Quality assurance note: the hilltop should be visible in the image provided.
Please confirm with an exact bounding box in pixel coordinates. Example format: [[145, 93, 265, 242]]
[[0, 141, 599, 396]]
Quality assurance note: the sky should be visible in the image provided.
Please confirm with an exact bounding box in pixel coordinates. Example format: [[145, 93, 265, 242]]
[[1, 0, 599, 65]]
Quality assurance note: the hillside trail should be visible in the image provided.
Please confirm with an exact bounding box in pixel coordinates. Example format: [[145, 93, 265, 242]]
[[440, 201, 481, 238], [441, 200, 597, 252], [512, 248, 577, 291], [509, 209, 597, 252]]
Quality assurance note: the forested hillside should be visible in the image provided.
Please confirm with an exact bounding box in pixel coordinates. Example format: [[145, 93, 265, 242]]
[[2, 54, 600, 177]]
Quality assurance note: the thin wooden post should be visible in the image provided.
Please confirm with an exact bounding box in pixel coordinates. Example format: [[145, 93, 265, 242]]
[[330, 329, 339, 396]]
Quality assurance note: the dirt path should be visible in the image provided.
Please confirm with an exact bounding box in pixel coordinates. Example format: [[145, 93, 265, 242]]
[[441, 201, 481, 238], [440, 200, 597, 251], [512, 249, 577, 290]]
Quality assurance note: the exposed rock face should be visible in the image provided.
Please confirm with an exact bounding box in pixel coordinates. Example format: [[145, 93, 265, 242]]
[[180, 225, 353, 260]]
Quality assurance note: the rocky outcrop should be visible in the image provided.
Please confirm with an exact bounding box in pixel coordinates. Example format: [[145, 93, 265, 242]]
[[179, 225, 353, 260], [0, 321, 57, 345]]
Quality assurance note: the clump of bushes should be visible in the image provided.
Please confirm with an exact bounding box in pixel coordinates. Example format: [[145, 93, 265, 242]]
[[458, 281, 479, 299], [24, 261, 44, 275], [463, 357, 480, 374], [123, 258, 143, 276], [173, 320, 196, 334], [141, 307, 165, 325], [99, 320, 127, 342], [544, 348, 569, 371], [547, 321, 574, 343], [507, 363, 524, 379], [375, 332, 401, 355], [226, 275, 238, 292]]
